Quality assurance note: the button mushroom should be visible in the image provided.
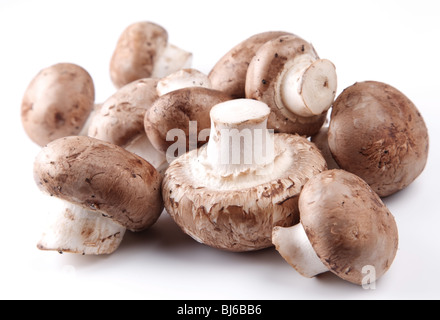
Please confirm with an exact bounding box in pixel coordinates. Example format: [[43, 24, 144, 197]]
[[162, 99, 327, 252], [34, 136, 163, 255], [87, 78, 167, 171], [272, 169, 399, 286], [21, 63, 95, 146], [144, 87, 232, 157], [328, 81, 429, 197], [245, 34, 337, 136], [208, 31, 292, 99], [156, 68, 212, 97], [110, 21, 192, 88], [311, 125, 340, 170]]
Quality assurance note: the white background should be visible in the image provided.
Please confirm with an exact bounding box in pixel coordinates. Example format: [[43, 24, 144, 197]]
[[1, 0, 439, 300]]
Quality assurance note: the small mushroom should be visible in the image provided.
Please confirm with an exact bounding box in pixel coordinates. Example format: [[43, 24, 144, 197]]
[[311, 125, 340, 170], [272, 169, 399, 285], [208, 31, 292, 99], [34, 136, 163, 255], [328, 81, 429, 197], [156, 68, 212, 97], [87, 78, 167, 171], [21, 63, 95, 146], [162, 99, 327, 252], [144, 87, 232, 157], [110, 21, 192, 88], [245, 34, 337, 136]]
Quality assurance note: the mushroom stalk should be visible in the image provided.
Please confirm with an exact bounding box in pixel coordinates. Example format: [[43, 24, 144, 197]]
[[272, 224, 328, 278], [151, 44, 193, 79], [124, 134, 168, 173], [37, 199, 126, 255], [206, 99, 275, 177], [277, 55, 337, 118]]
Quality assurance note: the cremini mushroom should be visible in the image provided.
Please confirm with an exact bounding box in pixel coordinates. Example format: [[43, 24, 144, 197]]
[[245, 34, 337, 136], [162, 99, 327, 252], [208, 31, 291, 99], [328, 81, 429, 197], [87, 78, 167, 172], [156, 68, 212, 97], [34, 136, 163, 255], [21, 63, 95, 146], [110, 21, 192, 88], [144, 87, 231, 157], [311, 125, 340, 170], [272, 169, 399, 286]]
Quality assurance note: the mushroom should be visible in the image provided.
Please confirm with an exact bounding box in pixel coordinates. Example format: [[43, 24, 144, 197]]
[[21, 63, 95, 146], [110, 21, 192, 89], [311, 125, 340, 170], [245, 34, 337, 136], [272, 169, 399, 285], [144, 87, 232, 158], [208, 31, 292, 99], [34, 136, 163, 255], [162, 99, 327, 252], [156, 68, 212, 97], [328, 81, 429, 197], [87, 78, 167, 172]]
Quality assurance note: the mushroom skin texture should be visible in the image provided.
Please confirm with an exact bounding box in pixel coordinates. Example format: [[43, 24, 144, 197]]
[[144, 87, 232, 155], [328, 81, 429, 197], [34, 136, 163, 254], [87, 78, 166, 171], [162, 99, 327, 252], [208, 31, 292, 99], [21, 63, 95, 146], [273, 169, 399, 286], [245, 34, 337, 136], [110, 21, 192, 88]]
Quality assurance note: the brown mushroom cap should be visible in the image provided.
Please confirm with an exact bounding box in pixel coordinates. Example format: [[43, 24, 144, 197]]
[[88, 78, 159, 147], [299, 169, 399, 285], [21, 63, 95, 146], [144, 87, 232, 154], [208, 31, 292, 99], [328, 81, 429, 197], [245, 34, 329, 136], [162, 134, 327, 252], [311, 126, 340, 170], [34, 136, 163, 232], [110, 21, 168, 88]]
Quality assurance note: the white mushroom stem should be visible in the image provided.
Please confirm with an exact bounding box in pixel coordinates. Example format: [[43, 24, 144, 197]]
[[151, 44, 193, 79], [125, 134, 168, 174], [278, 54, 337, 117], [206, 99, 275, 177], [37, 198, 126, 255], [272, 224, 328, 278], [156, 69, 212, 96]]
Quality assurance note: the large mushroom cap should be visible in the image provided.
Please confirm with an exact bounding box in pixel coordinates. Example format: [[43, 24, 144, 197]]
[[299, 169, 399, 285], [21, 63, 95, 146], [328, 81, 429, 197], [34, 136, 163, 232]]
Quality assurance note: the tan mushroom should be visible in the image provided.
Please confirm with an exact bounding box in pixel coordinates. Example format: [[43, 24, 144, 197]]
[[208, 31, 292, 99], [110, 21, 192, 88], [34, 136, 163, 255], [144, 87, 232, 158], [162, 99, 327, 252], [245, 34, 337, 136], [328, 81, 429, 197], [311, 125, 340, 170], [21, 63, 95, 146], [156, 68, 212, 97], [273, 169, 399, 286], [87, 78, 166, 172]]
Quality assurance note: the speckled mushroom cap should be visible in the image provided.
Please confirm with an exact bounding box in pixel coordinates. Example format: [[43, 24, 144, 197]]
[[162, 132, 327, 252], [88, 78, 159, 147], [299, 169, 399, 285], [21, 63, 95, 146], [208, 31, 292, 99], [33, 136, 163, 232], [328, 81, 429, 197], [245, 34, 335, 136]]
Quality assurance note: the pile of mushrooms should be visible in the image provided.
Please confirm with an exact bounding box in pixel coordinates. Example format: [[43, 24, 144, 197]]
[[21, 21, 429, 286]]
